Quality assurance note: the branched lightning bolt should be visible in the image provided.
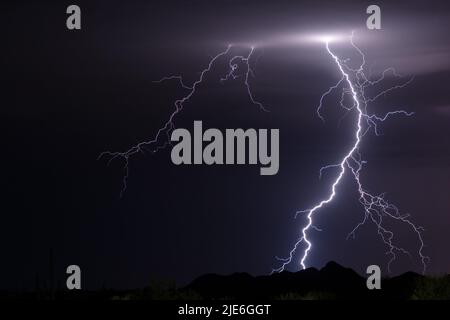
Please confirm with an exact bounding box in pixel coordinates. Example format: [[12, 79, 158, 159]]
[[98, 32, 428, 274], [98, 45, 267, 197], [273, 33, 429, 274]]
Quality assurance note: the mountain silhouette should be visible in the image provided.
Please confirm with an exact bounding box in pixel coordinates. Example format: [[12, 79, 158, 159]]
[[2, 261, 447, 300], [184, 261, 425, 299]]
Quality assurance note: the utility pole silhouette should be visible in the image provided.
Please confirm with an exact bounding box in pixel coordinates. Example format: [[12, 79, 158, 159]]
[[49, 248, 55, 299]]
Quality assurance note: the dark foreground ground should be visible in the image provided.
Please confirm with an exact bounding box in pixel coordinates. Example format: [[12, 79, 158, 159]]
[[2, 262, 450, 300]]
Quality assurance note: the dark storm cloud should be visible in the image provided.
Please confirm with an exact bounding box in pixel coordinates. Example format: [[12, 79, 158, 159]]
[[127, 0, 450, 76]]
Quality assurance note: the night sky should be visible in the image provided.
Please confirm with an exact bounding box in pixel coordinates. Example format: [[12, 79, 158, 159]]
[[1, 0, 450, 290]]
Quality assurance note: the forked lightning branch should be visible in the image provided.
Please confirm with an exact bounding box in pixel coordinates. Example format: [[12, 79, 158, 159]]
[[273, 33, 428, 275], [99, 32, 428, 274]]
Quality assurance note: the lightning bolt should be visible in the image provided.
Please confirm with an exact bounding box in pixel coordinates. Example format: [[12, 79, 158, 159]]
[[273, 32, 429, 274], [98, 45, 267, 197], [99, 31, 428, 275]]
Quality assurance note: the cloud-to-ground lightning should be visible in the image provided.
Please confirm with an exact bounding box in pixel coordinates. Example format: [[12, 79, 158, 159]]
[[99, 31, 428, 274], [273, 33, 429, 274], [98, 45, 267, 197]]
